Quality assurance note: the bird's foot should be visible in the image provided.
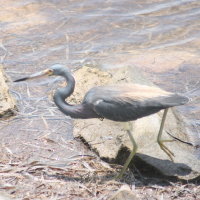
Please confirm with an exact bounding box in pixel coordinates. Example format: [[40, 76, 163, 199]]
[[114, 163, 129, 180], [158, 140, 175, 161], [161, 139, 175, 143], [115, 167, 127, 180], [115, 173, 123, 180]]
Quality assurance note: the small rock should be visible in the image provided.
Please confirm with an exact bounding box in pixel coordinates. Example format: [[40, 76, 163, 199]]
[[0, 66, 16, 119], [109, 185, 138, 200]]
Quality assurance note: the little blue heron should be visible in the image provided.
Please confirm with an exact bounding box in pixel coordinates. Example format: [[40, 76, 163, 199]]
[[14, 64, 189, 179]]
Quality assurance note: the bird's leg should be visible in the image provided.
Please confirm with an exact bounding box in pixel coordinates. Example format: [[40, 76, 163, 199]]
[[116, 122, 137, 180], [157, 108, 175, 161]]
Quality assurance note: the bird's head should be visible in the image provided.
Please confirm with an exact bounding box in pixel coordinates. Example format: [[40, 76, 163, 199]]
[[14, 64, 70, 82]]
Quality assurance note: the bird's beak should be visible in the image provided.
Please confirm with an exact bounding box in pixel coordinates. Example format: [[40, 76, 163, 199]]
[[14, 69, 53, 82]]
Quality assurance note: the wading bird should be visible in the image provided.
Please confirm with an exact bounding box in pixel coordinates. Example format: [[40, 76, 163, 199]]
[[14, 64, 189, 179]]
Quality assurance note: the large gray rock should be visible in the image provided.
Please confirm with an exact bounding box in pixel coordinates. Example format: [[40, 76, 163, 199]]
[[71, 66, 200, 180]]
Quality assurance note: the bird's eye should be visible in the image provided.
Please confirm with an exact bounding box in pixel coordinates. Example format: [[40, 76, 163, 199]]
[[48, 69, 54, 75]]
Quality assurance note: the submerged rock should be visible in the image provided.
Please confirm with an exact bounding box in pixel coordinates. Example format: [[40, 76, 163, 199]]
[[72, 66, 200, 180]]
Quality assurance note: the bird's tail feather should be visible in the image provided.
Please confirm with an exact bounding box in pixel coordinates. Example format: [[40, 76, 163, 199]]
[[161, 94, 189, 107]]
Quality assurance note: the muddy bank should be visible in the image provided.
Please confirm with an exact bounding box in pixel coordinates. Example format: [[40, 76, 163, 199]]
[[0, 64, 199, 200]]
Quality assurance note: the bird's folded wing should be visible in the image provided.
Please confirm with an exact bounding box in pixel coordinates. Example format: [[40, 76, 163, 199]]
[[92, 94, 188, 122]]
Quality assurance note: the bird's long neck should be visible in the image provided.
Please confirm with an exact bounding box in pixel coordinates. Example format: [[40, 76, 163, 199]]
[[53, 70, 98, 119], [53, 70, 77, 117], [55, 70, 75, 100]]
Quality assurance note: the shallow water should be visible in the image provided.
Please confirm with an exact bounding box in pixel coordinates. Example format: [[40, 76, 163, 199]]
[[1, 0, 200, 66], [0, 0, 200, 157]]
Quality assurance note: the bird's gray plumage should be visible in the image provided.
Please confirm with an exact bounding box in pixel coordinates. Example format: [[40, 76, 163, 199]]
[[83, 84, 189, 121]]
